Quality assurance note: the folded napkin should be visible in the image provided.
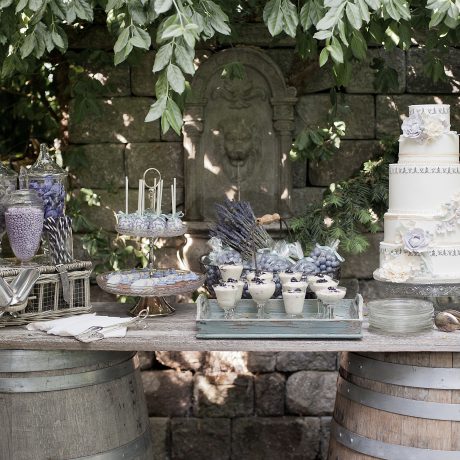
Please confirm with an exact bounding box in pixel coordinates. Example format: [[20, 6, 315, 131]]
[[26, 314, 133, 339]]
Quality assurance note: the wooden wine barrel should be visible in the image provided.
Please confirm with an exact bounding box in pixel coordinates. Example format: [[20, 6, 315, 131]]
[[328, 352, 460, 459], [0, 350, 152, 460]]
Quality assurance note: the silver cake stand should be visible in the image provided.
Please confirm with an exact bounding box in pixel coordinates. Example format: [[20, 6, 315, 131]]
[[373, 269, 460, 306], [97, 224, 203, 317]]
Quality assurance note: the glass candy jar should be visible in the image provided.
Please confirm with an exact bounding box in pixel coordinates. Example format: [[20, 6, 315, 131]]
[[5, 190, 44, 262], [0, 163, 17, 254], [27, 144, 67, 219]]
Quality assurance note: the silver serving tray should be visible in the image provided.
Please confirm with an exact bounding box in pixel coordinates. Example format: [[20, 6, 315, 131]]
[[196, 294, 363, 339]]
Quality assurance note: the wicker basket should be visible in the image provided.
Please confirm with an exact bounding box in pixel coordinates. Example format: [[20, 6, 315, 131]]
[[0, 260, 92, 326]]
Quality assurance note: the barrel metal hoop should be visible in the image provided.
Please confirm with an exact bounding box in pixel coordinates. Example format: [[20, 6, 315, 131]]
[[331, 419, 460, 460], [73, 429, 151, 460], [341, 352, 460, 389], [0, 350, 134, 372], [0, 355, 139, 393], [337, 375, 460, 421]]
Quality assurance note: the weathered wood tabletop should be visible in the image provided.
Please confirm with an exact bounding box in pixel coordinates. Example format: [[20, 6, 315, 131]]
[[0, 302, 458, 352]]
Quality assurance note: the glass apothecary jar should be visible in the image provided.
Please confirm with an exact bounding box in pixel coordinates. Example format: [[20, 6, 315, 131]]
[[0, 163, 17, 254], [5, 190, 44, 262], [27, 144, 67, 219]]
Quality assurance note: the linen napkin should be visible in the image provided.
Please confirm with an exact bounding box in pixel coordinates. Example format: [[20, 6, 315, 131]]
[[26, 314, 133, 339]]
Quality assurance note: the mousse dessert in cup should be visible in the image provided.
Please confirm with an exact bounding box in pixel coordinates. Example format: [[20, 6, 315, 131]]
[[316, 286, 347, 318], [213, 283, 238, 319], [246, 271, 273, 282], [309, 277, 338, 292], [279, 269, 303, 285], [307, 273, 332, 284], [219, 263, 244, 282], [282, 277, 308, 292], [226, 278, 245, 317], [282, 288, 305, 318], [248, 278, 276, 319]]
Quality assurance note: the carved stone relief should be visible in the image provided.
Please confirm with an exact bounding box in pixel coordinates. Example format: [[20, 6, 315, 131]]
[[183, 47, 297, 220]]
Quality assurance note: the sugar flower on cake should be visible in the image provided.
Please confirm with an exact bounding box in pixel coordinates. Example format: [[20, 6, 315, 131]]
[[401, 112, 448, 141], [401, 113, 424, 139], [403, 228, 431, 253], [380, 254, 422, 283]]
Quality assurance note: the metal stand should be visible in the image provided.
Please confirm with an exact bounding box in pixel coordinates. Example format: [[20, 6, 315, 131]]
[[129, 296, 175, 317]]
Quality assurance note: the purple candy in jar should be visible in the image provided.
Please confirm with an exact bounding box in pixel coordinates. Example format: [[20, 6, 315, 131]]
[[5, 190, 44, 262]]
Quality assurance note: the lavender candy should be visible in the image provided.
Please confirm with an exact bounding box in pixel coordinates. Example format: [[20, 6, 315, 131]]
[[5, 206, 43, 262], [29, 178, 65, 219]]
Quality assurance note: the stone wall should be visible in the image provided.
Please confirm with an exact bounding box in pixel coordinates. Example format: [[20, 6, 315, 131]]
[[68, 25, 460, 459], [141, 350, 336, 460]]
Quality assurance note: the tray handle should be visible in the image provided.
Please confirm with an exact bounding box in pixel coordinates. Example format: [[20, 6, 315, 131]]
[[196, 294, 210, 320], [354, 293, 364, 320]]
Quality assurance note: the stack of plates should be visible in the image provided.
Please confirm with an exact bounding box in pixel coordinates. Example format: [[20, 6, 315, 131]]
[[367, 298, 434, 334]]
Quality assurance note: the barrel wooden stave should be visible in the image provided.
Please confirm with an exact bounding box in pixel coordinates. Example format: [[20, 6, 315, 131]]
[[0, 350, 152, 460], [329, 352, 460, 459]]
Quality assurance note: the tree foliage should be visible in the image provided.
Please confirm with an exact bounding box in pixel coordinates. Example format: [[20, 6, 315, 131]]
[[0, 0, 459, 137]]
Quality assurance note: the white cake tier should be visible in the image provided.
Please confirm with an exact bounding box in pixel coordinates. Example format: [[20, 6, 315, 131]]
[[380, 242, 460, 281], [388, 164, 460, 214], [384, 212, 460, 245], [409, 104, 450, 126], [398, 132, 459, 164]]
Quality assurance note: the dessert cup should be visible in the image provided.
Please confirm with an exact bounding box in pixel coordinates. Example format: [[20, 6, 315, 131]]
[[248, 280, 276, 319], [309, 278, 338, 293], [226, 279, 245, 317], [213, 283, 238, 319], [307, 274, 332, 284], [282, 280, 308, 292], [246, 271, 273, 282], [316, 286, 347, 319], [279, 270, 303, 285], [282, 289, 305, 317], [219, 264, 244, 282]]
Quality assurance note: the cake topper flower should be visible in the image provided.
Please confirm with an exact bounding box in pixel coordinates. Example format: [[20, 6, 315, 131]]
[[403, 228, 431, 253]]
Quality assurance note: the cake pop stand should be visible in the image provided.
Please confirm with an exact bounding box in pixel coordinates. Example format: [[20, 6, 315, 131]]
[[97, 224, 203, 317]]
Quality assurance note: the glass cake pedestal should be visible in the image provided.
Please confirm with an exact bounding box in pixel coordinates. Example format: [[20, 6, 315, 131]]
[[97, 225, 204, 317]]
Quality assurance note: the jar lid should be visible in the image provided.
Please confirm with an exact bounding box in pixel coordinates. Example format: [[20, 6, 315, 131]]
[[0, 162, 17, 179], [28, 144, 67, 179], [7, 189, 43, 207]]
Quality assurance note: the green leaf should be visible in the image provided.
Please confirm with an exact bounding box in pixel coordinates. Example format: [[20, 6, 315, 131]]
[[128, 2, 147, 25], [313, 29, 333, 40], [210, 16, 231, 35], [329, 37, 343, 63], [154, 0, 172, 14], [161, 112, 170, 133], [20, 34, 35, 59], [357, 0, 370, 22], [114, 27, 130, 54], [263, 0, 283, 36], [161, 24, 183, 39], [281, 0, 299, 38], [346, 2, 362, 29], [15, 0, 28, 13], [0, 0, 13, 7], [429, 10, 445, 28], [319, 47, 329, 67], [51, 30, 65, 49], [152, 42, 173, 72], [130, 26, 151, 49], [28, 0, 42, 11], [350, 31, 367, 60], [164, 98, 183, 134], [155, 72, 169, 98], [74, 0, 94, 21], [364, 0, 380, 10], [174, 43, 195, 75], [145, 96, 167, 122], [166, 63, 185, 93]]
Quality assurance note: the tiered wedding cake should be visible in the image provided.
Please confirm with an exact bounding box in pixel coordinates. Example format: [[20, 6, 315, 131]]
[[376, 104, 460, 283]]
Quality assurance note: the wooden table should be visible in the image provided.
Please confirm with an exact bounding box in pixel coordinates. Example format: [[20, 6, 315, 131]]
[[3, 302, 460, 460], [0, 301, 457, 352]]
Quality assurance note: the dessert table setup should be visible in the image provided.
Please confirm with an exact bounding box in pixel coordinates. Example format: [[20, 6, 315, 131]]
[[2, 104, 460, 460]]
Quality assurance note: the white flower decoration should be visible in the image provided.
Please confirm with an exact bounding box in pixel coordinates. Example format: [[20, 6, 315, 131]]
[[380, 254, 423, 283], [401, 113, 424, 138], [403, 228, 431, 253]]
